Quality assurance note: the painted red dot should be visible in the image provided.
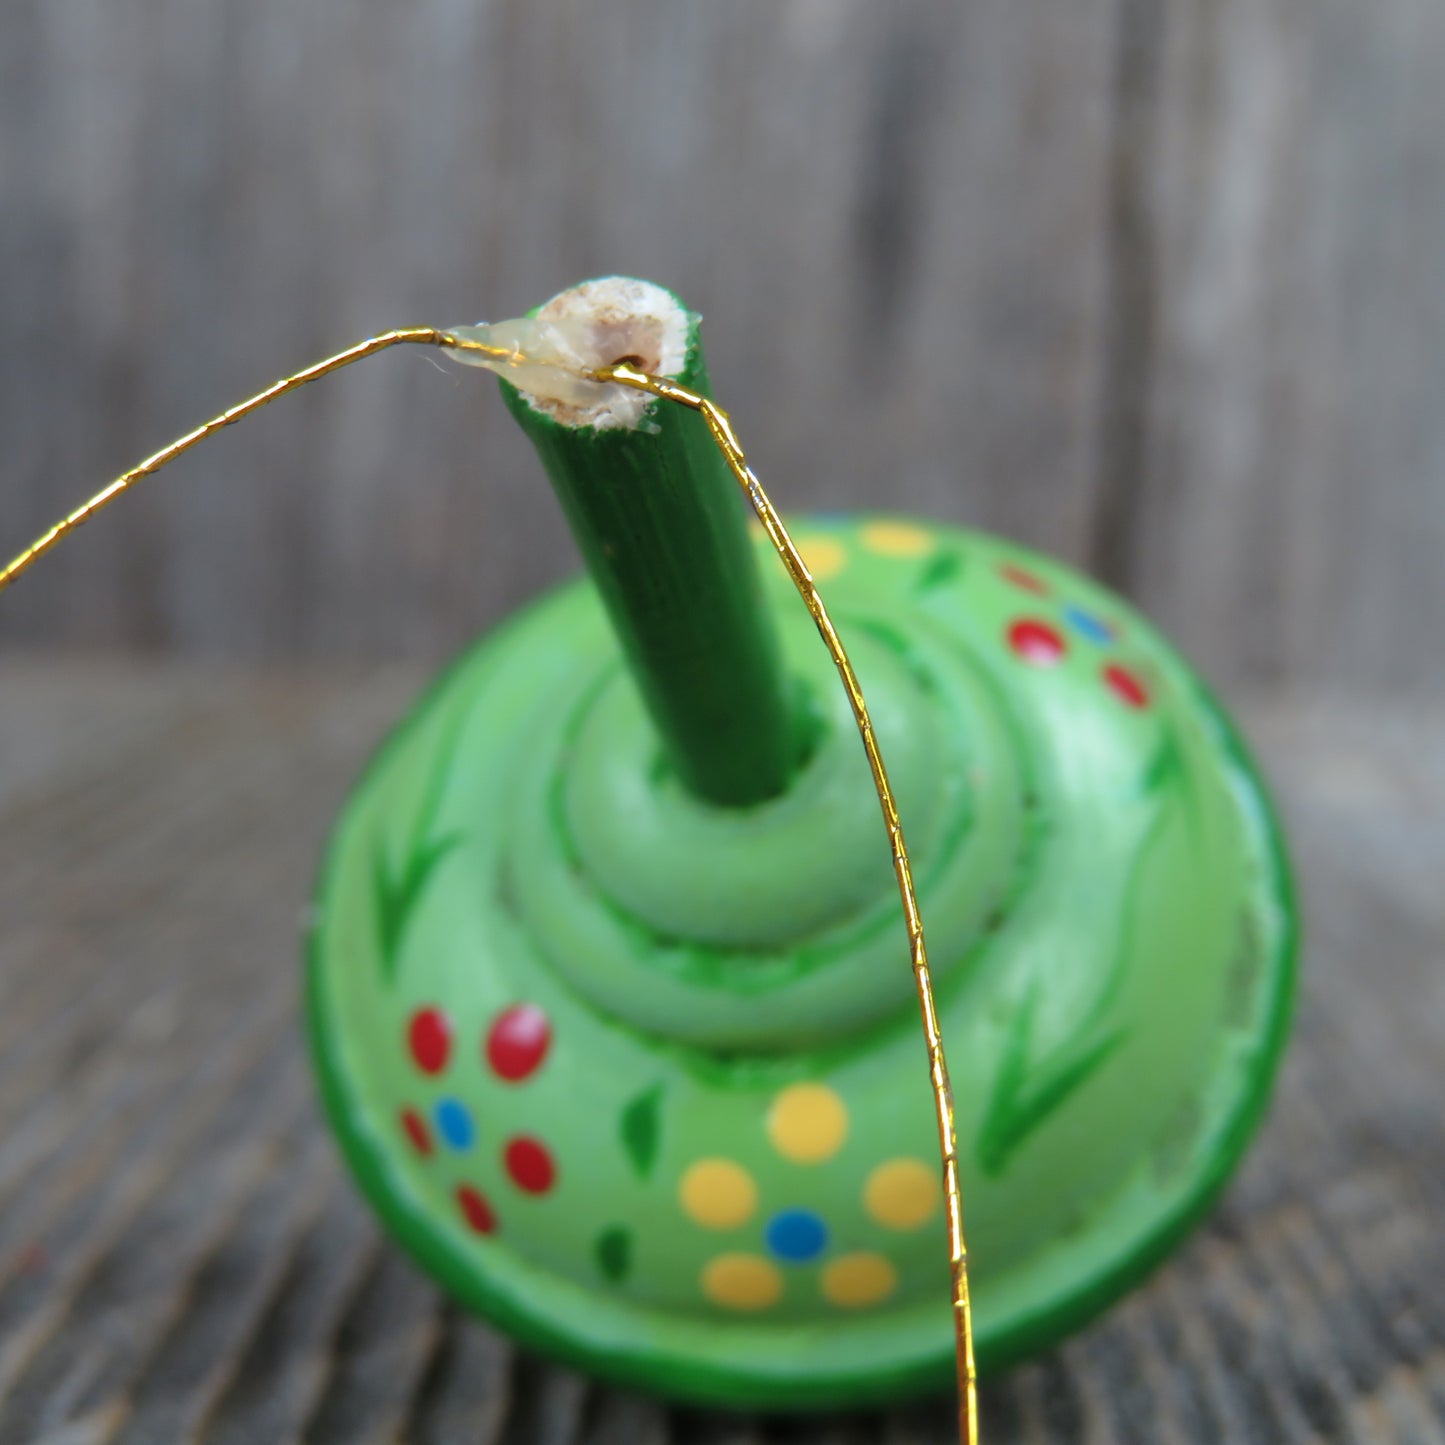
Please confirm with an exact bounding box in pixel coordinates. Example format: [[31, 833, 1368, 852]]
[[999, 562, 1050, 595], [1008, 619, 1067, 666], [1103, 663, 1151, 709], [504, 1136, 557, 1195], [486, 1004, 552, 1082], [456, 1184, 498, 1235], [408, 1007, 451, 1075], [400, 1108, 433, 1157]]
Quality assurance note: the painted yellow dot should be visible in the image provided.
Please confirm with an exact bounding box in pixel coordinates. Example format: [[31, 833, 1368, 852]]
[[702, 1253, 784, 1312], [799, 536, 848, 580], [860, 521, 934, 558], [767, 1082, 849, 1164], [822, 1252, 899, 1309], [678, 1158, 758, 1229], [864, 1158, 940, 1230]]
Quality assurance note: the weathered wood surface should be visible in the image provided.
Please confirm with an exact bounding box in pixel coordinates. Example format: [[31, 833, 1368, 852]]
[[1, 0, 1440, 693], [0, 657, 1440, 1443]]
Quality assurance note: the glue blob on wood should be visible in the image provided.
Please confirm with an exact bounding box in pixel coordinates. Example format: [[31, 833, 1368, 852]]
[[448, 277, 690, 431]]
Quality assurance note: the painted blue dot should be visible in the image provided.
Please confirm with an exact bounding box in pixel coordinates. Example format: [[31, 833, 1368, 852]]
[[434, 1097, 475, 1152], [765, 1208, 829, 1263], [1064, 604, 1115, 645]]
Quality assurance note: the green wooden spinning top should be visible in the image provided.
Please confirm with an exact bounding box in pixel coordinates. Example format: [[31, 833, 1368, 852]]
[[306, 277, 1296, 1411]]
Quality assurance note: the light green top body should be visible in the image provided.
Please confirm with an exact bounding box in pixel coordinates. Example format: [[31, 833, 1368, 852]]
[[307, 514, 1295, 1410]]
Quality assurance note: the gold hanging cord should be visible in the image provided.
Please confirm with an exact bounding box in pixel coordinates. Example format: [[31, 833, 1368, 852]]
[[0, 328, 978, 1445]]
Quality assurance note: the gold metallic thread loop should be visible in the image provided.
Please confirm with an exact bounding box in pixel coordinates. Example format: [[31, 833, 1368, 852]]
[[0, 329, 979, 1445]]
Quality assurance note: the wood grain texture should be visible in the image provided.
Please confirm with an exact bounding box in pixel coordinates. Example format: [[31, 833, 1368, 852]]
[[1123, 0, 1445, 692], [0, 658, 1440, 1443], [0, 0, 1125, 669], [4, 0, 1437, 691]]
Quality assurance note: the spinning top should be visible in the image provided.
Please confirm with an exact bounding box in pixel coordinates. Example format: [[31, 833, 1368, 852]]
[[306, 278, 1296, 1410], [0, 272, 1290, 1425]]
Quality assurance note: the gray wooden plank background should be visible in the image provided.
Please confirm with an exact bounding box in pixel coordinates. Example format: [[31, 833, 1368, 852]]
[[0, 661, 1442, 1443], [0, 0, 1441, 689]]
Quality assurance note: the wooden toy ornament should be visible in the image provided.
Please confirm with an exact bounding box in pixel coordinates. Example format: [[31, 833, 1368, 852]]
[[0, 276, 1298, 1445]]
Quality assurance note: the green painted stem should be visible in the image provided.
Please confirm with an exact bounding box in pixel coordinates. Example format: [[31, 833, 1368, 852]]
[[500, 305, 798, 807]]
